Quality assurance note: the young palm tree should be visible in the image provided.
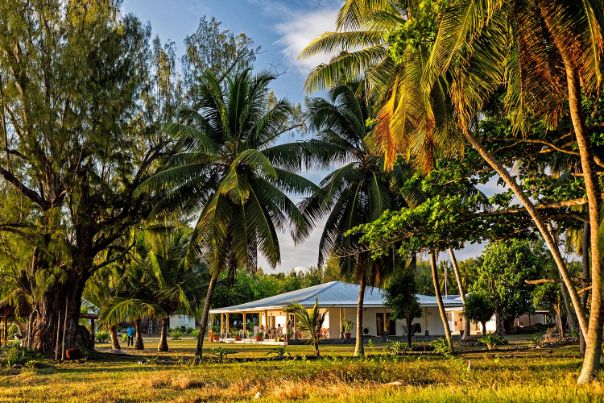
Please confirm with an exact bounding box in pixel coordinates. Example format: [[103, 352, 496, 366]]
[[424, 0, 603, 382], [286, 298, 326, 357], [141, 229, 206, 352], [301, 84, 396, 357], [138, 69, 316, 360]]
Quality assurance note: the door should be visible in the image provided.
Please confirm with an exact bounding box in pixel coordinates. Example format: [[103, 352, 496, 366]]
[[376, 313, 384, 336]]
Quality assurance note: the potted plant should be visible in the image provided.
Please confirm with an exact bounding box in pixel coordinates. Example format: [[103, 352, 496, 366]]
[[255, 332, 264, 342], [343, 320, 353, 340], [234, 329, 242, 341], [211, 325, 220, 342]]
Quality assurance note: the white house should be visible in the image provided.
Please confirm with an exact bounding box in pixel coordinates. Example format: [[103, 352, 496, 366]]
[[208, 281, 467, 342], [169, 314, 196, 330]]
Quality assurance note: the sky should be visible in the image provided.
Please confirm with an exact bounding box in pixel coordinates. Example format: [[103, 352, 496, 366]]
[[121, 0, 492, 272]]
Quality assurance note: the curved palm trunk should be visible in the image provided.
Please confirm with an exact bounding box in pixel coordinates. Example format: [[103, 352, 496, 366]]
[[195, 272, 219, 360], [430, 251, 453, 352], [538, 3, 602, 383], [109, 325, 121, 350], [448, 249, 470, 339], [158, 317, 169, 352], [134, 319, 144, 350], [564, 66, 602, 384], [354, 271, 366, 357], [580, 223, 590, 355], [461, 129, 588, 337]]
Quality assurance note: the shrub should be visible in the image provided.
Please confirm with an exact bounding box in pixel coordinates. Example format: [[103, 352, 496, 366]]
[[267, 346, 290, 359], [431, 338, 451, 356], [0, 344, 40, 367], [95, 330, 109, 343], [190, 328, 200, 338], [386, 341, 410, 356], [478, 334, 506, 350], [169, 329, 182, 340]]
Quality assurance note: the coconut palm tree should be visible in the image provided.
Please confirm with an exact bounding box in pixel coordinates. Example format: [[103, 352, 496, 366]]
[[423, 0, 603, 382], [301, 84, 396, 357], [138, 69, 316, 360], [286, 298, 326, 357], [140, 229, 206, 352]]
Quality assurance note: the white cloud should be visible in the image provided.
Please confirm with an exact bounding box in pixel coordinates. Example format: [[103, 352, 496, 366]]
[[274, 7, 339, 74]]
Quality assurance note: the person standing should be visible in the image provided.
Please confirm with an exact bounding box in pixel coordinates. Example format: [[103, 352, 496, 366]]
[[127, 325, 135, 347]]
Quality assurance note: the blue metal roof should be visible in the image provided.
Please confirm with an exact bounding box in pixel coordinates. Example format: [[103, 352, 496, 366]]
[[209, 281, 463, 313]]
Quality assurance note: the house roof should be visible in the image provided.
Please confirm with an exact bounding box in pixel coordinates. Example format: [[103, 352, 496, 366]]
[[209, 281, 464, 314]]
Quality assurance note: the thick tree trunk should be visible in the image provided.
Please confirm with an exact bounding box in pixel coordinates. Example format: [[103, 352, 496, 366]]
[[481, 321, 487, 335], [158, 317, 169, 352], [448, 249, 470, 340], [461, 129, 588, 336], [134, 319, 144, 350], [109, 325, 121, 351], [195, 271, 219, 360], [30, 275, 92, 355], [430, 251, 453, 352], [354, 271, 366, 357], [580, 223, 590, 355]]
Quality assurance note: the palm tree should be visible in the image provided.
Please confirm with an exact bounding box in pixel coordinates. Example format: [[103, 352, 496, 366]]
[[138, 69, 316, 360], [141, 229, 206, 352], [84, 266, 125, 351], [286, 298, 326, 357], [423, 0, 603, 383], [301, 84, 396, 357]]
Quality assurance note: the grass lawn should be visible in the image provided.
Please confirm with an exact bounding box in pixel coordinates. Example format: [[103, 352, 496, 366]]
[[1, 337, 603, 402]]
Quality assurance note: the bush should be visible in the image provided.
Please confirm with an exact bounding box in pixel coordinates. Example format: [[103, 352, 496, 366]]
[[431, 338, 451, 356], [0, 344, 41, 368], [387, 341, 410, 356], [478, 334, 506, 350], [169, 329, 182, 340], [95, 330, 109, 343], [190, 328, 200, 338]]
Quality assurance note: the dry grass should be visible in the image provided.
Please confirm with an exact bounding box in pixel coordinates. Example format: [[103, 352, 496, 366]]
[[0, 342, 603, 402]]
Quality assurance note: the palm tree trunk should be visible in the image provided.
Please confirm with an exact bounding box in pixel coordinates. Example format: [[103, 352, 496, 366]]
[[134, 319, 144, 350], [564, 65, 603, 384], [430, 251, 453, 352], [158, 317, 169, 352], [195, 271, 219, 360], [461, 129, 588, 337], [538, 4, 602, 383], [448, 248, 470, 340], [354, 270, 366, 357], [109, 325, 120, 350], [580, 223, 590, 355]]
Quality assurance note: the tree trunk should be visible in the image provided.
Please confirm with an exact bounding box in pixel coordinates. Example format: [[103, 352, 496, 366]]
[[406, 316, 413, 347], [134, 319, 144, 350], [158, 317, 169, 352], [481, 321, 487, 335], [559, 277, 577, 334], [580, 223, 590, 355], [195, 271, 219, 360], [30, 275, 92, 355], [448, 248, 470, 340], [494, 310, 505, 336], [354, 270, 366, 357], [538, 4, 602, 383], [569, 65, 603, 382], [109, 325, 120, 351], [461, 129, 588, 336], [430, 251, 453, 352]]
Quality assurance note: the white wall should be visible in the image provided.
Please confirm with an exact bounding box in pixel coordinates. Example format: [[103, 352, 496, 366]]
[[169, 315, 196, 330]]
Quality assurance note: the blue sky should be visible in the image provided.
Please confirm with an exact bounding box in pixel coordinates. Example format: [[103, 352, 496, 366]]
[[121, 0, 489, 272]]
